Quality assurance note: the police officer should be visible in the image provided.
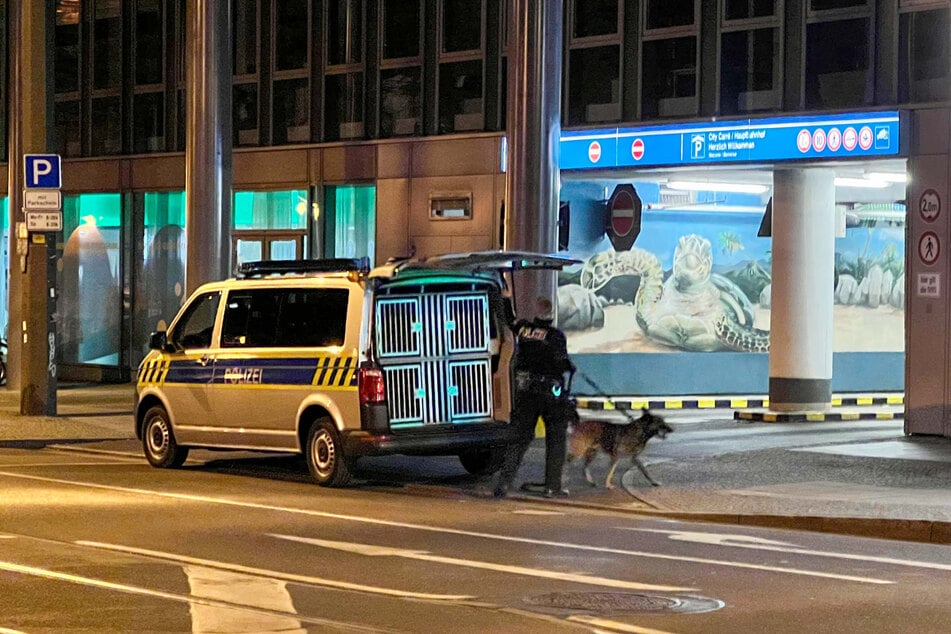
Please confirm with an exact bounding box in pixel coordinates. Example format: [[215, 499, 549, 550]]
[[494, 296, 575, 498]]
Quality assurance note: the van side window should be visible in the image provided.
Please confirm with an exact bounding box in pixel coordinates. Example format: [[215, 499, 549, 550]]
[[170, 292, 220, 350], [221, 290, 280, 347], [220, 288, 348, 348], [276, 289, 348, 347]]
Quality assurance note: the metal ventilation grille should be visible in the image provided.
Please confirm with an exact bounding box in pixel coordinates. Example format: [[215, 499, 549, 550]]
[[376, 291, 494, 427]]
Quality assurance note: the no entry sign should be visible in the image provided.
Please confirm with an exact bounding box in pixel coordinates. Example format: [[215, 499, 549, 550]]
[[606, 184, 642, 252]]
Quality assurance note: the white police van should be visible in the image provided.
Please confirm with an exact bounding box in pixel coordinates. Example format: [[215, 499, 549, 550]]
[[134, 252, 576, 486]]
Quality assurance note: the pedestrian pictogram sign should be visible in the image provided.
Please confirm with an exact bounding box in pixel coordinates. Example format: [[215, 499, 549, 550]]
[[919, 189, 941, 223], [919, 231, 940, 266], [827, 128, 842, 152]]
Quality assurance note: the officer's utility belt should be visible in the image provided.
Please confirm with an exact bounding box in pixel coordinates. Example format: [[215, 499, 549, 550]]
[[515, 371, 565, 396]]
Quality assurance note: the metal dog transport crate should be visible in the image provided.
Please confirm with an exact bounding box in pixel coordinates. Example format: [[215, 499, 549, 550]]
[[375, 291, 493, 428]]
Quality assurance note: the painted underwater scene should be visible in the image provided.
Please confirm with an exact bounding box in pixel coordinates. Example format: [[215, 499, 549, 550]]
[[557, 205, 905, 355]]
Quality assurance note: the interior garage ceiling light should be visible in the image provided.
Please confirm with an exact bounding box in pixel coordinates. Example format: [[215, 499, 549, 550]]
[[834, 177, 890, 189], [866, 171, 908, 184], [666, 180, 769, 194]]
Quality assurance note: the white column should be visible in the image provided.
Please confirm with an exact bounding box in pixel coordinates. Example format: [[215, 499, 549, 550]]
[[769, 168, 836, 411]]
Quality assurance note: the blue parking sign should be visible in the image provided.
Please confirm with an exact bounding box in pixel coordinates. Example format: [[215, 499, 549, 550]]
[[24, 154, 62, 189]]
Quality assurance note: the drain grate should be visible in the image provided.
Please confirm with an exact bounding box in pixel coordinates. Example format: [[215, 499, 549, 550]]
[[524, 592, 724, 615]]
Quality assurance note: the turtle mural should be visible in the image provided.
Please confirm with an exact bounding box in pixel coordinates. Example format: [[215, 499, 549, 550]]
[[579, 234, 770, 352]]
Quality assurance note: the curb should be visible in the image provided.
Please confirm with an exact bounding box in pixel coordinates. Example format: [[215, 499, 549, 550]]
[[487, 494, 951, 546], [734, 411, 904, 423], [576, 394, 904, 411]]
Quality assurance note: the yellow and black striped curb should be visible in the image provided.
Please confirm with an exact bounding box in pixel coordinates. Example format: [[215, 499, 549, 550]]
[[575, 394, 904, 411], [734, 410, 904, 423]]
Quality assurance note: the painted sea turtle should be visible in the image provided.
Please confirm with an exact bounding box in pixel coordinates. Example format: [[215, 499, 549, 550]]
[[579, 234, 770, 352]]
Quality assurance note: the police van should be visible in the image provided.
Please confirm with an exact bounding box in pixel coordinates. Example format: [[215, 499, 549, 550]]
[[134, 252, 576, 486]]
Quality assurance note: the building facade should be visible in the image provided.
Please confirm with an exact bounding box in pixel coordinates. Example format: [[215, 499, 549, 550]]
[[0, 1, 947, 416]]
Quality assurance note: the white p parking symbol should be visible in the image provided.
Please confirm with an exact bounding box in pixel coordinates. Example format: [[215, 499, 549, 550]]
[[31, 160, 52, 186]]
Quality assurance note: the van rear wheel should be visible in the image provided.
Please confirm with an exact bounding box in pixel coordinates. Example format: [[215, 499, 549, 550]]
[[458, 449, 502, 476], [305, 418, 353, 487]]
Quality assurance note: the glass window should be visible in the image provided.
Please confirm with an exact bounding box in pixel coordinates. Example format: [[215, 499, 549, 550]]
[[720, 28, 779, 114], [133, 92, 165, 153], [59, 193, 123, 365], [383, 0, 421, 59], [233, 83, 259, 146], [899, 9, 950, 103], [327, 0, 364, 66], [233, 190, 309, 230], [380, 68, 421, 137], [55, 1, 81, 93], [805, 18, 869, 108], [573, 0, 619, 38], [170, 291, 220, 350], [724, 0, 776, 20], [325, 73, 365, 141], [438, 60, 483, 133], [646, 0, 695, 30], [810, 0, 867, 10], [0, 197, 8, 338], [55, 101, 82, 157], [91, 96, 122, 155], [94, 0, 122, 89], [134, 191, 186, 362], [275, 0, 308, 70], [641, 37, 697, 119], [272, 78, 310, 144], [325, 185, 376, 261], [223, 289, 348, 348], [135, 0, 163, 85], [442, 0, 482, 53], [568, 46, 620, 125], [233, 0, 258, 75]]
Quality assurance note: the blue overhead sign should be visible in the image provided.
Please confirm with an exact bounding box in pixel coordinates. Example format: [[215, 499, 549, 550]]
[[560, 111, 902, 170], [24, 154, 62, 189]]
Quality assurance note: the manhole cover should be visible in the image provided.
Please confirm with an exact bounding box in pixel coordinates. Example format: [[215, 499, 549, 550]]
[[524, 592, 724, 615]]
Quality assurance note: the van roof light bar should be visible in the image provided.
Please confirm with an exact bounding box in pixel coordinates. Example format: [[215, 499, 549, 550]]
[[237, 258, 370, 279]]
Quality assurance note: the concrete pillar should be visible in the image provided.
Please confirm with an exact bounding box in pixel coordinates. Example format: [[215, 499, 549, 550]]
[[7, 0, 56, 414], [905, 109, 950, 437], [505, 0, 562, 316], [769, 168, 836, 411], [184, 0, 232, 292]]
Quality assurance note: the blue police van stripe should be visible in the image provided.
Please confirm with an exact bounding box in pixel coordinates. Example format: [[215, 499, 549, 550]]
[[144, 355, 359, 388]]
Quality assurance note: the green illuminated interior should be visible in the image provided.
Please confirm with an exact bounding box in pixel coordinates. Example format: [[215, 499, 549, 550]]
[[234, 190, 308, 229]]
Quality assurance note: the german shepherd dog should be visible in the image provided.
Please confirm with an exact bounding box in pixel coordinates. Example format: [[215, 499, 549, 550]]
[[566, 405, 672, 489]]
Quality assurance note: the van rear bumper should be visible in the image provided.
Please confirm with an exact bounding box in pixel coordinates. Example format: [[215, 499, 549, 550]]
[[343, 422, 511, 457]]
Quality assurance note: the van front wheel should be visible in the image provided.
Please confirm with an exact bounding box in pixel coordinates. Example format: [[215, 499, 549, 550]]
[[306, 419, 353, 487], [142, 405, 189, 468]]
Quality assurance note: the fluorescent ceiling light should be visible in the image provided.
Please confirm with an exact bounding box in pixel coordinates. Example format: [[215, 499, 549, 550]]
[[834, 177, 890, 189], [866, 171, 908, 184], [667, 180, 769, 194]]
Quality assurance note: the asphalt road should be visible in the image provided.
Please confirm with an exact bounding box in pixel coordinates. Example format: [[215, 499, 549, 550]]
[[1, 443, 949, 633]]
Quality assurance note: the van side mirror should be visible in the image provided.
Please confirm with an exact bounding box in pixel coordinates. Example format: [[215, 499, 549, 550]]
[[149, 331, 168, 351]]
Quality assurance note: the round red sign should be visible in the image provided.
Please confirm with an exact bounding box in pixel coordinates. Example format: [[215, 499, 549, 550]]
[[812, 129, 827, 152], [611, 190, 636, 237], [827, 128, 842, 152], [797, 129, 812, 153], [631, 138, 645, 161], [843, 127, 858, 151], [588, 141, 602, 163], [858, 126, 873, 151]]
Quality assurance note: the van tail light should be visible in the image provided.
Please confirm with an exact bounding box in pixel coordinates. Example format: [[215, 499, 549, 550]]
[[359, 365, 386, 404]]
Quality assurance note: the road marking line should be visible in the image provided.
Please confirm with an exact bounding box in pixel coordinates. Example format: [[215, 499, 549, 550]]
[[0, 471, 893, 584], [0, 628, 27, 634], [567, 615, 677, 634], [512, 509, 565, 516], [0, 560, 390, 633], [77, 540, 475, 601], [48, 445, 144, 459], [626, 528, 951, 572], [0, 461, 143, 468], [272, 534, 694, 593]]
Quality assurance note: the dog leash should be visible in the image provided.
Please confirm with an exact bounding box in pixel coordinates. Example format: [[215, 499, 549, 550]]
[[574, 369, 643, 426]]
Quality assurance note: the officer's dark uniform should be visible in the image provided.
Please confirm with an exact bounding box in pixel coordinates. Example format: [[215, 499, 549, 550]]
[[494, 315, 575, 498]]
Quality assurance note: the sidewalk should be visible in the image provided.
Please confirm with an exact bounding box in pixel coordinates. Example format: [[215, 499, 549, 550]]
[[1, 384, 949, 545]]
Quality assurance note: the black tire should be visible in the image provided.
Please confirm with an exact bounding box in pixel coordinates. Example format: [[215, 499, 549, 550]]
[[458, 449, 503, 476], [305, 418, 353, 487], [142, 405, 189, 468]]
